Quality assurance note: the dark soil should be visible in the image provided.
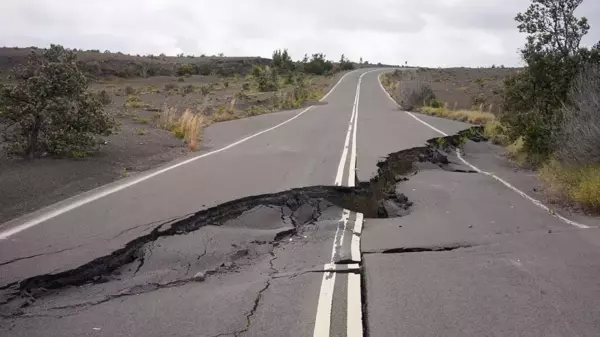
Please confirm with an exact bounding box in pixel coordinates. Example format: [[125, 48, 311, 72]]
[[390, 67, 521, 114], [0, 47, 269, 79], [0, 73, 345, 224]]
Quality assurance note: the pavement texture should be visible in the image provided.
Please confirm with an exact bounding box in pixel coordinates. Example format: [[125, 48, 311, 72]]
[[356, 71, 600, 337], [1, 69, 599, 337]]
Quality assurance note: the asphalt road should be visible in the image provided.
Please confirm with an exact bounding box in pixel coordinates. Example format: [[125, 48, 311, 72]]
[[1, 68, 599, 337]]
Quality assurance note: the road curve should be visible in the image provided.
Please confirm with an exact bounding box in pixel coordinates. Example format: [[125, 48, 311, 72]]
[[2, 68, 600, 337]]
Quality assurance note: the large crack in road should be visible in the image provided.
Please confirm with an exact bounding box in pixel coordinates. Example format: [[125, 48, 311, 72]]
[[0, 127, 484, 324]]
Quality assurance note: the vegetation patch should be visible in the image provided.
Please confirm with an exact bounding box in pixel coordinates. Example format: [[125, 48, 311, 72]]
[[0, 45, 115, 158], [540, 160, 600, 212], [421, 106, 495, 125]]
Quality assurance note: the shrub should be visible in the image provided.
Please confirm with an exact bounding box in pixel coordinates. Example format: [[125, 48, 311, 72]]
[[164, 83, 179, 91], [125, 85, 136, 95], [124, 95, 150, 108], [472, 94, 486, 107], [555, 63, 600, 166], [182, 84, 195, 94], [272, 49, 295, 73], [339, 54, 354, 71], [484, 120, 510, 145], [252, 65, 279, 92], [200, 85, 211, 96], [540, 159, 600, 212], [95, 90, 112, 106], [421, 106, 495, 125], [303, 53, 334, 75], [133, 116, 150, 124], [0, 45, 115, 158], [156, 107, 205, 151], [428, 99, 443, 108], [395, 81, 435, 110], [177, 64, 194, 77], [501, 0, 597, 161]]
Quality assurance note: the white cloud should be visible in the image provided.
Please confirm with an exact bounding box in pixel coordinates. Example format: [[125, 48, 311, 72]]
[[0, 0, 599, 67]]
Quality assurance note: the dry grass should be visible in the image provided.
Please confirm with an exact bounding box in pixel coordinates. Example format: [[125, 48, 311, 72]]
[[505, 137, 528, 165], [125, 95, 151, 109], [156, 107, 206, 151], [484, 120, 510, 145], [420, 106, 495, 125], [210, 98, 239, 123], [540, 159, 600, 212]]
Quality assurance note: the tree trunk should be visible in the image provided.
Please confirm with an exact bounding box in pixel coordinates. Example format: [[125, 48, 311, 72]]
[[26, 115, 42, 159]]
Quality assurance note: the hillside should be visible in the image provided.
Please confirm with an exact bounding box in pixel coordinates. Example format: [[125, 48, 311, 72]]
[[0, 47, 270, 79]]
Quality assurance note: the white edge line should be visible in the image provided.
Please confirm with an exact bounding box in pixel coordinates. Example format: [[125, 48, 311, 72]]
[[350, 213, 363, 262], [323, 263, 360, 271], [334, 112, 356, 186], [351, 235, 361, 263], [348, 75, 360, 187], [0, 70, 359, 240], [354, 213, 364, 235], [338, 210, 350, 258], [347, 273, 363, 337], [313, 271, 336, 337], [376, 72, 590, 229]]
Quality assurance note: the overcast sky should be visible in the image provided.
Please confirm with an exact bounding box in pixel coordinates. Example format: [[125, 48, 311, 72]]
[[1, 0, 599, 67]]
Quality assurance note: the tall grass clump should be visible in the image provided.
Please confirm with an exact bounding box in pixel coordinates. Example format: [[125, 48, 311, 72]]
[[156, 107, 205, 151]]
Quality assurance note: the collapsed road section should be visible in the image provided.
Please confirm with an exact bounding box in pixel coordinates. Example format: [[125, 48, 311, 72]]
[[0, 127, 484, 329]]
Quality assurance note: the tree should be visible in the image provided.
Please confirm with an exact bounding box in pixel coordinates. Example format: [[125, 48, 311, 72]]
[[339, 54, 354, 71], [502, 0, 596, 160], [303, 53, 333, 75], [272, 49, 294, 73], [516, 0, 589, 58], [0, 45, 115, 158]]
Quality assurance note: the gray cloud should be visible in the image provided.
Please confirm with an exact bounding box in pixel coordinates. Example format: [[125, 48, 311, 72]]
[[0, 0, 599, 67]]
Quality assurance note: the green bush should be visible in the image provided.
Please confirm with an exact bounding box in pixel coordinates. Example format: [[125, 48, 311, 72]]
[[0, 45, 115, 158], [302, 53, 334, 75], [177, 64, 194, 77], [339, 54, 355, 71], [272, 49, 295, 73], [501, 0, 598, 162], [252, 65, 279, 92], [95, 90, 112, 106]]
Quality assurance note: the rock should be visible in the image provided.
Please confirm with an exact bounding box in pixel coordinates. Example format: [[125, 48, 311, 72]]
[[548, 229, 552, 234], [394, 175, 408, 182], [380, 200, 410, 217], [193, 272, 205, 282], [468, 225, 473, 228], [224, 261, 233, 268]]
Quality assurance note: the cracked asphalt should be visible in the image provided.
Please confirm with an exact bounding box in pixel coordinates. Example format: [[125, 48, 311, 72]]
[[2, 69, 600, 337]]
